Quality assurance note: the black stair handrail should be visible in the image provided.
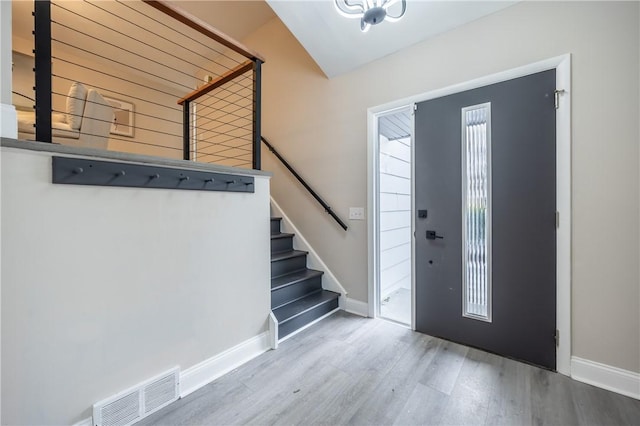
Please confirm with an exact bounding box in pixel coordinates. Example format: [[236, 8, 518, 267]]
[[261, 136, 348, 231]]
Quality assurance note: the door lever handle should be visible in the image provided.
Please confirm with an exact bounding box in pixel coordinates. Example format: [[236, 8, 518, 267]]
[[426, 230, 444, 240]]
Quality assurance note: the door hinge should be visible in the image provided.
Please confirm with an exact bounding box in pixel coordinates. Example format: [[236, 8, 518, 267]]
[[555, 211, 560, 228], [555, 329, 560, 346], [554, 89, 566, 110]]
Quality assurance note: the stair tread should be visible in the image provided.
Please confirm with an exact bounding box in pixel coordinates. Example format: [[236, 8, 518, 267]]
[[273, 290, 340, 323], [271, 232, 294, 240], [271, 249, 308, 262], [271, 268, 323, 290]]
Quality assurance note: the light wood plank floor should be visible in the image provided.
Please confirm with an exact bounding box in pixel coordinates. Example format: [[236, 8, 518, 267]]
[[140, 312, 640, 425]]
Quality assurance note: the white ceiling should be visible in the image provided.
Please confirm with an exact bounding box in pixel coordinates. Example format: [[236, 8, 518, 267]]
[[266, 0, 519, 78]]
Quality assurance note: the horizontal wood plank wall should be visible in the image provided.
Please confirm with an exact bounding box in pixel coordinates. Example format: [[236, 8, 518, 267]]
[[379, 135, 411, 299]]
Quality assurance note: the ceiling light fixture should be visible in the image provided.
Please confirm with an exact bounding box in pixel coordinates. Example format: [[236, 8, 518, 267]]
[[334, 0, 407, 33]]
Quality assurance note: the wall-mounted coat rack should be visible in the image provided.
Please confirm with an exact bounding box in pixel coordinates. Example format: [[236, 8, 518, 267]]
[[52, 157, 254, 193]]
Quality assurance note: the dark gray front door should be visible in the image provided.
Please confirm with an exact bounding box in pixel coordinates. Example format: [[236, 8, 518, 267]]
[[415, 70, 557, 370]]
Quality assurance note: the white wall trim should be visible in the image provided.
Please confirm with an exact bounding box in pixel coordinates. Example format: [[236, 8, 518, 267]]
[[367, 54, 572, 376], [270, 196, 348, 306], [368, 55, 572, 115], [555, 55, 572, 376], [72, 417, 93, 426], [1, 103, 18, 139], [269, 311, 279, 350], [571, 357, 640, 400], [179, 332, 270, 398], [367, 110, 378, 319], [343, 297, 369, 317]]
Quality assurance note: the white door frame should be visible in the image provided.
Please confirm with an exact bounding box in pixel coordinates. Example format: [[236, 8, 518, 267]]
[[367, 54, 572, 376]]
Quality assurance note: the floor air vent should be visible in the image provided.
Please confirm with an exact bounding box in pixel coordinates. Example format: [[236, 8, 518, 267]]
[[93, 367, 179, 426]]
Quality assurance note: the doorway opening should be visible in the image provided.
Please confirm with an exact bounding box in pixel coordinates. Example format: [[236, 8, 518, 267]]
[[375, 107, 413, 326]]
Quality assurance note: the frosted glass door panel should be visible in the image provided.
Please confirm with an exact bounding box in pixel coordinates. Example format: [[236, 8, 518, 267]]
[[462, 104, 492, 322]]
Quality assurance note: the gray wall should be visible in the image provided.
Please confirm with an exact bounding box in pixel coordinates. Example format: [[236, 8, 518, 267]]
[[1, 146, 271, 424], [245, 1, 640, 373]]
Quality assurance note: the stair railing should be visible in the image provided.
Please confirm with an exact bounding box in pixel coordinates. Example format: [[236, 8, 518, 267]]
[[145, 1, 264, 169], [261, 136, 348, 231], [29, 0, 263, 169]]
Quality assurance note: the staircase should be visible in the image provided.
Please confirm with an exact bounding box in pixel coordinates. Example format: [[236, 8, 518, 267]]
[[270, 217, 340, 340]]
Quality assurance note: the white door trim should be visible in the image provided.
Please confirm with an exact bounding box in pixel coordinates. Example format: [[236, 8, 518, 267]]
[[367, 54, 572, 376]]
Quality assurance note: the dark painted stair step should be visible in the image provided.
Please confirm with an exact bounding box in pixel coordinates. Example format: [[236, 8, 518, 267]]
[[271, 250, 308, 277], [269, 216, 339, 339], [274, 290, 340, 338], [271, 232, 295, 254], [270, 217, 282, 235], [271, 269, 324, 309], [271, 268, 323, 290]]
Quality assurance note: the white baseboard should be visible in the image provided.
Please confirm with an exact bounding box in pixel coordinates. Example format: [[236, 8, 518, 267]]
[[73, 417, 93, 426], [571, 356, 640, 400], [344, 297, 369, 317], [270, 197, 348, 305], [180, 332, 271, 398], [1, 103, 17, 139]]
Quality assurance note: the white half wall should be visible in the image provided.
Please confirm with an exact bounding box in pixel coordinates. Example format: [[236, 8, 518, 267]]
[[0, 142, 271, 425]]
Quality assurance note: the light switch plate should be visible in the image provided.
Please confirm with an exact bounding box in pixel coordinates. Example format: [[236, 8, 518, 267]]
[[349, 207, 365, 220]]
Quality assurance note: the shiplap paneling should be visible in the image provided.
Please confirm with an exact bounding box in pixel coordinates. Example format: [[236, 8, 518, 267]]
[[381, 154, 411, 179], [379, 134, 412, 300], [380, 174, 411, 195], [380, 211, 411, 232], [380, 228, 412, 251], [380, 193, 411, 211]]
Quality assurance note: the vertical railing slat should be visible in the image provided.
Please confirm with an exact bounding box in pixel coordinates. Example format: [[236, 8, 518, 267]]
[[252, 59, 262, 170], [183, 100, 190, 160], [34, 0, 52, 143]]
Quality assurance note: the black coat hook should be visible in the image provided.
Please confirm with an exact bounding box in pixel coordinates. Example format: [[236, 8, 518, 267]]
[[52, 157, 254, 194]]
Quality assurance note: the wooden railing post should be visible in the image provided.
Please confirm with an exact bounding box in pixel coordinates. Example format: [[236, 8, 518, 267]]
[[34, 0, 52, 143], [252, 59, 262, 170]]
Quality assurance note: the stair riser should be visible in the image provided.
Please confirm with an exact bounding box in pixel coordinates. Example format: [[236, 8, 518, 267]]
[[271, 236, 294, 254], [270, 219, 282, 235], [271, 255, 307, 277], [279, 298, 339, 338], [272, 276, 323, 309]]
